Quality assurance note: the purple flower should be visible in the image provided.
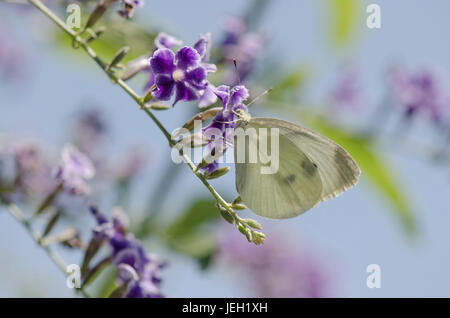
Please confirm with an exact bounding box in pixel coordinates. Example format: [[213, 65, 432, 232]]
[[142, 33, 182, 91], [0, 141, 55, 203], [216, 230, 330, 298], [330, 63, 363, 111], [115, 247, 165, 298], [54, 144, 95, 195], [194, 33, 218, 108], [155, 32, 183, 50], [201, 85, 249, 173], [387, 66, 450, 122], [149, 34, 217, 107], [219, 15, 265, 84], [90, 206, 165, 298], [118, 0, 144, 19]]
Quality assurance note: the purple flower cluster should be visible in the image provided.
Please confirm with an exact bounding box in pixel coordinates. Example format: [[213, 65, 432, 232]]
[[387, 66, 450, 122], [219, 15, 264, 84], [216, 230, 330, 298], [148, 33, 217, 107], [90, 206, 165, 298], [0, 141, 55, 203], [201, 85, 249, 173], [54, 144, 95, 195], [118, 0, 144, 19]]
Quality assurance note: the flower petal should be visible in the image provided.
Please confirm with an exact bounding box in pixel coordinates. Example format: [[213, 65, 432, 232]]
[[213, 85, 231, 106], [199, 84, 218, 108], [193, 33, 211, 61], [229, 85, 249, 106], [175, 46, 200, 70], [154, 32, 183, 50], [150, 49, 175, 75], [185, 67, 207, 90], [152, 74, 175, 100], [173, 82, 197, 106]]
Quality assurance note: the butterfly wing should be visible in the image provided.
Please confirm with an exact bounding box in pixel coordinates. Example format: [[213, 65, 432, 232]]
[[234, 120, 323, 219], [249, 118, 361, 203]]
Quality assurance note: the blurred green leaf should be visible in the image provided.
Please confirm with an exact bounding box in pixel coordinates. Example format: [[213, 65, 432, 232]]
[[324, 0, 360, 47], [53, 13, 156, 63], [267, 67, 308, 104], [169, 233, 215, 270], [303, 114, 417, 235], [166, 199, 219, 238], [164, 199, 220, 268]]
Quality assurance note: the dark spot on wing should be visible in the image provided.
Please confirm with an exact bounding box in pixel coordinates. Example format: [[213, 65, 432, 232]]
[[285, 174, 296, 184], [301, 160, 318, 178]]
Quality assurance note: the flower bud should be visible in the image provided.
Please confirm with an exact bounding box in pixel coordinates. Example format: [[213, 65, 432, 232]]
[[216, 204, 234, 224], [182, 107, 222, 131], [107, 46, 130, 71], [232, 196, 242, 205], [237, 223, 252, 242], [231, 203, 246, 210], [83, 0, 116, 32], [146, 102, 171, 110], [178, 132, 208, 148], [252, 231, 266, 245], [204, 166, 230, 180], [121, 56, 150, 81], [241, 218, 262, 230]]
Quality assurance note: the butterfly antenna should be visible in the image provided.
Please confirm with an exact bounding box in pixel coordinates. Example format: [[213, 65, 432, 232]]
[[247, 87, 273, 107], [233, 58, 241, 85]]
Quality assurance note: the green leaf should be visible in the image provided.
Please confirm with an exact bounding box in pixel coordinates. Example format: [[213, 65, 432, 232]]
[[53, 12, 157, 64], [164, 199, 220, 269], [303, 114, 417, 235], [267, 67, 308, 104], [166, 199, 219, 238], [168, 233, 215, 270], [323, 0, 360, 47]]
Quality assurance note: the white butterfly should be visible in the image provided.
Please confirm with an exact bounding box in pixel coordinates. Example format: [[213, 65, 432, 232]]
[[233, 114, 361, 219]]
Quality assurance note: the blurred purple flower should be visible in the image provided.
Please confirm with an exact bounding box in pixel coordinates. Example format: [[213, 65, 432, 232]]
[[118, 0, 144, 19], [71, 109, 107, 165], [148, 35, 217, 106], [201, 85, 249, 173], [54, 144, 95, 195], [219, 15, 265, 84], [330, 63, 363, 110], [194, 33, 219, 108], [0, 25, 27, 81], [155, 32, 183, 50], [116, 147, 147, 183], [387, 66, 450, 122], [90, 206, 165, 298], [216, 230, 330, 298], [0, 141, 55, 202]]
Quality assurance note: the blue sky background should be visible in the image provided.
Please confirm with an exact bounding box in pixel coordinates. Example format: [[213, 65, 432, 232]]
[[2, 0, 450, 297]]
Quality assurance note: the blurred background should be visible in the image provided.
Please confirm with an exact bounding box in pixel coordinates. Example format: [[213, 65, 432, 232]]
[[1, 0, 450, 297]]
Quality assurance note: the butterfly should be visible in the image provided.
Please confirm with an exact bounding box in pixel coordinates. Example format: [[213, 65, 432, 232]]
[[233, 113, 361, 219]]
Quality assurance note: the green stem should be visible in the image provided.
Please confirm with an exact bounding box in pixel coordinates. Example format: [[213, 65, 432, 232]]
[[26, 0, 237, 218]]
